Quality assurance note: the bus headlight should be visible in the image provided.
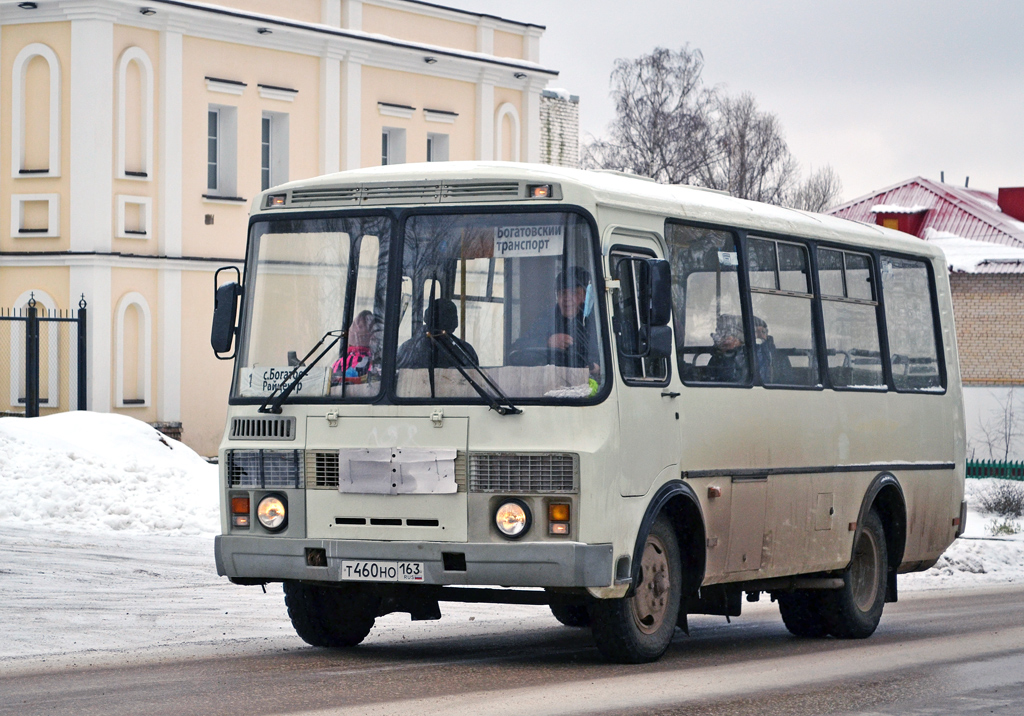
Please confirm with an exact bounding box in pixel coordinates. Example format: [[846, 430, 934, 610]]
[[257, 494, 287, 531], [494, 499, 531, 539]]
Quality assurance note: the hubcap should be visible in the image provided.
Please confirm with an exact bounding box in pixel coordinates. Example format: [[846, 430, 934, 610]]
[[631, 534, 671, 634], [850, 527, 881, 612]]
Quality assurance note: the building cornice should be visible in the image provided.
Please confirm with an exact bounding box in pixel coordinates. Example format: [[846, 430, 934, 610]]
[[366, 0, 545, 32], [0, 250, 242, 271]]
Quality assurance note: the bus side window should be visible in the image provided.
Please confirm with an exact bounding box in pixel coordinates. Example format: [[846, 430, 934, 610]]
[[665, 223, 750, 385], [880, 255, 943, 391], [819, 249, 884, 389], [611, 251, 668, 384]]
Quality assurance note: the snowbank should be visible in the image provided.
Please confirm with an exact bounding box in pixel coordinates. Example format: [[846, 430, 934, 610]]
[[0, 412, 218, 535]]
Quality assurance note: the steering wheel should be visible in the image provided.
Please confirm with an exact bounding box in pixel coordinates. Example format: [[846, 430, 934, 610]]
[[508, 346, 575, 367]]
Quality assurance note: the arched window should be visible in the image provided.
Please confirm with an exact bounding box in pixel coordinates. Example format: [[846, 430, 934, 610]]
[[8, 290, 61, 410], [116, 47, 154, 179], [115, 292, 152, 407], [12, 43, 61, 177], [494, 102, 521, 162]]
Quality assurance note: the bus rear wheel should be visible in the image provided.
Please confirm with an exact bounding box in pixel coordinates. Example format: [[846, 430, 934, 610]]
[[589, 516, 682, 663], [283, 580, 380, 648], [826, 509, 888, 639]]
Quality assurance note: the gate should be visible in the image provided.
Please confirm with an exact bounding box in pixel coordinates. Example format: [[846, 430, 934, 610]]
[[0, 294, 87, 418]]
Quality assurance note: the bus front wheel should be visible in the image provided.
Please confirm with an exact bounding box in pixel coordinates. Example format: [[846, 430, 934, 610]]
[[777, 590, 830, 637], [826, 508, 888, 639], [589, 516, 682, 663], [283, 580, 380, 648]]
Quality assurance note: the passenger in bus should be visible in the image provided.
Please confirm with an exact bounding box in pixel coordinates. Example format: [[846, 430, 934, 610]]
[[396, 299, 479, 369], [753, 316, 780, 383], [707, 314, 748, 383], [519, 266, 600, 378], [332, 310, 375, 385]]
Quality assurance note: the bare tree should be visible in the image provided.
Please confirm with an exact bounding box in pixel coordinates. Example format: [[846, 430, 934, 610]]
[[975, 390, 1024, 463], [695, 92, 798, 204], [788, 165, 844, 213], [581, 46, 716, 185]]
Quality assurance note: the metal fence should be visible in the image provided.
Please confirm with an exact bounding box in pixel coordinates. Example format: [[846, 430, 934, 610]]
[[0, 295, 87, 418], [966, 460, 1024, 481]]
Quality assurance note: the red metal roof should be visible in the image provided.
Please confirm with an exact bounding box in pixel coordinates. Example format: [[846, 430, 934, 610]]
[[829, 176, 1024, 249]]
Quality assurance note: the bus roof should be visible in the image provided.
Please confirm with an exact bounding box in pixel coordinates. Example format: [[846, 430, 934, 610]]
[[258, 162, 943, 261]]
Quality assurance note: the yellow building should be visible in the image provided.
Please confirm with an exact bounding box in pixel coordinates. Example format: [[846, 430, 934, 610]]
[[0, 0, 556, 454]]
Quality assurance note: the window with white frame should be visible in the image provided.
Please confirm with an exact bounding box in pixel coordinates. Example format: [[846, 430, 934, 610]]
[[10, 194, 60, 238], [381, 127, 406, 166], [115, 292, 152, 407], [427, 133, 449, 162], [261, 111, 289, 191], [12, 43, 61, 177], [206, 105, 238, 198]]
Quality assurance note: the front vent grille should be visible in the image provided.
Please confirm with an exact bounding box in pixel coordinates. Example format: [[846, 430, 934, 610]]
[[284, 181, 537, 208], [306, 449, 466, 491], [227, 449, 303, 488], [468, 453, 578, 493], [230, 416, 295, 441]]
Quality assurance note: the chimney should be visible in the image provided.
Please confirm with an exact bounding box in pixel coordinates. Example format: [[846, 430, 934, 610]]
[[998, 187, 1024, 222]]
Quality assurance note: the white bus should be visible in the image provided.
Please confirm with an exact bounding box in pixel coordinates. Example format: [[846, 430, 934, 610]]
[[211, 162, 966, 663]]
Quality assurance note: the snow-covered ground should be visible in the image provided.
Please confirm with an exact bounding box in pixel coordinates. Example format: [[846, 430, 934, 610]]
[[1, 413, 1022, 671]]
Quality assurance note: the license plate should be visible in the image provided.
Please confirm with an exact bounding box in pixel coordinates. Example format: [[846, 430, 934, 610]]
[[341, 560, 425, 582]]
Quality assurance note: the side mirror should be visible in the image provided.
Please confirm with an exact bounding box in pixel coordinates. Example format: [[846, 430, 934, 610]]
[[647, 258, 672, 327], [647, 325, 673, 360], [211, 267, 242, 359]]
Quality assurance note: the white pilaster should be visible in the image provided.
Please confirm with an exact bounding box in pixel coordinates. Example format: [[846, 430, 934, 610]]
[[69, 19, 114, 252], [341, 52, 365, 170], [70, 266, 112, 413], [342, 0, 362, 30], [320, 53, 342, 175], [523, 81, 544, 164], [159, 30, 183, 257], [322, 0, 342, 27], [476, 18, 495, 55], [157, 269, 182, 421], [524, 27, 543, 64], [475, 72, 498, 161]]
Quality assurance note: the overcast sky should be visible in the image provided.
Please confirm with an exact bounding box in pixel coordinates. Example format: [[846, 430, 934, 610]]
[[444, 0, 1024, 202]]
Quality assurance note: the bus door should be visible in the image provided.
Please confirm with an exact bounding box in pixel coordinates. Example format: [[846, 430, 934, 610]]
[[608, 235, 682, 497]]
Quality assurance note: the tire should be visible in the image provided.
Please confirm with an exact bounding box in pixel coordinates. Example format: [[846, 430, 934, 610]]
[[825, 508, 888, 639], [283, 580, 381, 648], [549, 601, 591, 628], [777, 590, 830, 638], [589, 516, 682, 663]]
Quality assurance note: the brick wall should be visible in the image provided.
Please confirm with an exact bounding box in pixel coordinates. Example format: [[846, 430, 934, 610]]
[[539, 90, 580, 168], [950, 273, 1024, 385]]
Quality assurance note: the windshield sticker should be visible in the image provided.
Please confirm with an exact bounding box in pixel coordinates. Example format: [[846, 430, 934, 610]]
[[718, 251, 739, 267], [493, 225, 564, 258], [237, 366, 328, 398]]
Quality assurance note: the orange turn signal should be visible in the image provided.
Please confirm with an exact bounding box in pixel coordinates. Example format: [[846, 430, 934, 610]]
[[530, 184, 551, 198], [231, 497, 250, 515], [549, 503, 570, 522]]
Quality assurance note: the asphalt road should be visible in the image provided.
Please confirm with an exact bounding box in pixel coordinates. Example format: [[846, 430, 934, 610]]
[[4, 585, 1024, 716]]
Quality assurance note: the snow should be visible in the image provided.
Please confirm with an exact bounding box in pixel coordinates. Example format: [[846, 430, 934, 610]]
[[870, 203, 931, 214], [543, 87, 575, 101], [1, 412, 1022, 668], [923, 227, 1024, 272]]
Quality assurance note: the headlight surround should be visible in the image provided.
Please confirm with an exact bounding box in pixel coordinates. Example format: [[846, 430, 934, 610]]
[[257, 494, 287, 532], [494, 498, 531, 539]]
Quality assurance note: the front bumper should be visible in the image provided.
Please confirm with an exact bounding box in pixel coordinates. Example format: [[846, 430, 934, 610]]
[[215, 535, 614, 588]]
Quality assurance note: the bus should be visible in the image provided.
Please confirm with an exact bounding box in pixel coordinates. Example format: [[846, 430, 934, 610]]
[[211, 162, 966, 663]]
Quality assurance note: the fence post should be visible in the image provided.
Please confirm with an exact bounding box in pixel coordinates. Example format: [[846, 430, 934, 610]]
[[77, 295, 88, 410], [25, 296, 40, 418]]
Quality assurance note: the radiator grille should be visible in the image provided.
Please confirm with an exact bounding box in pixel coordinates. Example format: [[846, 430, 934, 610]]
[[441, 181, 521, 201], [285, 181, 532, 208], [229, 416, 295, 441], [227, 449, 303, 488], [306, 449, 467, 491], [468, 453, 578, 493], [289, 186, 361, 206]]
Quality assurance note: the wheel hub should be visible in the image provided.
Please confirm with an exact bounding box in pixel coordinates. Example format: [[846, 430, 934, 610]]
[[631, 534, 670, 634]]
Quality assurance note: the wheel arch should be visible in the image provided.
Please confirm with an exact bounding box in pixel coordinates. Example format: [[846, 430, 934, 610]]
[[855, 472, 907, 603], [629, 480, 706, 598]]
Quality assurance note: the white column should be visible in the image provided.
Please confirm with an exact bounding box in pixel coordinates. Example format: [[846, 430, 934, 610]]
[[159, 30, 183, 257], [523, 81, 544, 164], [157, 268, 182, 422], [342, 0, 362, 30], [475, 72, 498, 161], [70, 265, 112, 412], [320, 53, 342, 175], [341, 52, 365, 170], [69, 18, 114, 252], [322, 0, 341, 26]]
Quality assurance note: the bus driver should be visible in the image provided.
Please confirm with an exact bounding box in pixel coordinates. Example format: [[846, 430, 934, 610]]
[[520, 266, 600, 378]]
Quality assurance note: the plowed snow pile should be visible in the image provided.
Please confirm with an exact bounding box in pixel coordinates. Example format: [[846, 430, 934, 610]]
[[0, 412, 218, 535]]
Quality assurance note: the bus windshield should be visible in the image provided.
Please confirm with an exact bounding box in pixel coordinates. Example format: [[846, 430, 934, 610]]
[[233, 210, 607, 404]]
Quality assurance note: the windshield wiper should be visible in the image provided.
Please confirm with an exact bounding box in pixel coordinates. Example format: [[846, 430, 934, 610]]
[[426, 331, 522, 416], [258, 330, 344, 414]]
